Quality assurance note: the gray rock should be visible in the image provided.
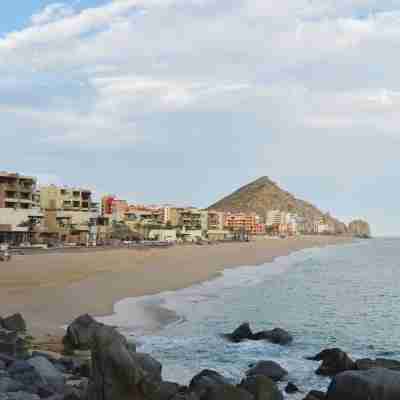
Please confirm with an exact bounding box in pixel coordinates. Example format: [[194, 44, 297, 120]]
[[140, 380, 180, 400], [189, 369, 231, 397], [239, 375, 283, 400], [86, 322, 146, 400], [132, 353, 162, 382], [284, 382, 299, 394], [170, 392, 199, 400], [8, 361, 43, 387], [1, 315, 26, 333], [63, 314, 99, 351], [202, 384, 254, 400], [307, 348, 355, 376], [63, 387, 84, 400], [246, 361, 288, 382], [27, 356, 65, 388], [0, 361, 5, 370], [0, 354, 16, 368], [356, 358, 400, 371], [0, 393, 40, 400], [0, 377, 24, 393], [302, 391, 325, 400], [224, 323, 253, 342], [326, 367, 400, 400], [251, 329, 293, 346]]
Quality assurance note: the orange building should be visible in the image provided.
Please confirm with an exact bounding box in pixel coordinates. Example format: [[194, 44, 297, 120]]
[[224, 212, 265, 235]]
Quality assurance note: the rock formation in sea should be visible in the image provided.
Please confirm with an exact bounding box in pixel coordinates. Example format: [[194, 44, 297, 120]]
[[348, 219, 371, 238]]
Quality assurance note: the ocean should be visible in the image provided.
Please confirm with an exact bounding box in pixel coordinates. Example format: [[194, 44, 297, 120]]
[[100, 238, 400, 397]]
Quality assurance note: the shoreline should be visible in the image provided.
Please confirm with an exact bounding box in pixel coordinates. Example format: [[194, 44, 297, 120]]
[[0, 236, 354, 337]]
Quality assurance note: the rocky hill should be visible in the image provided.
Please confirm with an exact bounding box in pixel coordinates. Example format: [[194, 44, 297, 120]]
[[208, 176, 348, 234], [348, 220, 371, 238]]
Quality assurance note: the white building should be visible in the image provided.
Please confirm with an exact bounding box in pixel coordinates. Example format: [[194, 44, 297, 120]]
[[266, 210, 286, 226], [148, 229, 177, 242]]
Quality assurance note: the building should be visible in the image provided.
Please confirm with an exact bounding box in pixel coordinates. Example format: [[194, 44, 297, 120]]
[[163, 206, 180, 226], [266, 210, 286, 227], [148, 229, 177, 242], [266, 210, 300, 236], [314, 219, 334, 234], [207, 229, 230, 241], [224, 212, 265, 235], [179, 208, 202, 230], [40, 185, 93, 212], [0, 172, 37, 210], [0, 172, 43, 244], [180, 227, 203, 242], [125, 205, 164, 225], [207, 210, 225, 231]]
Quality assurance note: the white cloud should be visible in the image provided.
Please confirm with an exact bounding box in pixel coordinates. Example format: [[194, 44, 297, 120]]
[[1, 0, 399, 151], [30, 3, 76, 26]]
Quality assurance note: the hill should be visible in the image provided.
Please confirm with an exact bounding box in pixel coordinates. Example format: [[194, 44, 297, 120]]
[[208, 176, 347, 234]]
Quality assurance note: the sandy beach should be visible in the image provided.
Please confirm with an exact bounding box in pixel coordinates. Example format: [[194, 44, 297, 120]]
[[0, 236, 353, 336]]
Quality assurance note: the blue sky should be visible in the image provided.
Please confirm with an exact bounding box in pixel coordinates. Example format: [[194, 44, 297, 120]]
[[1, 0, 400, 235]]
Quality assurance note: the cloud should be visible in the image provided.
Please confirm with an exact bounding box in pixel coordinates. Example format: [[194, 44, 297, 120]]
[[30, 3, 76, 26], [2, 0, 400, 232]]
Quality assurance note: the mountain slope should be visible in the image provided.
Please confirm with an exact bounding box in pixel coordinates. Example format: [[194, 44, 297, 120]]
[[208, 176, 347, 234]]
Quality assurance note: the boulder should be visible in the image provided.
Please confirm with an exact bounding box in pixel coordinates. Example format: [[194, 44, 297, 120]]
[[170, 392, 199, 400], [1, 315, 26, 333], [27, 356, 65, 388], [307, 348, 355, 376], [140, 381, 180, 400], [0, 354, 16, 368], [133, 353, 162, 382], [86, 322, 146, 400], [246, 361, 288, 382], [8, 360, 43, 387], [251, 329, 293, 346], [239, 375, 283, 400], [63, 314, 99, 351], [355, 358, 400, 371], [189, 370, 231, 397], [0, 377, 24, 393], [202, 384, 254, 400], [224, 323, 253, 342], [326, 367, 400, 400], [284, 382, 299, 394], [63, 387, 85, 400], [0, 393, 40, 400], [302, 391, 325, 400]]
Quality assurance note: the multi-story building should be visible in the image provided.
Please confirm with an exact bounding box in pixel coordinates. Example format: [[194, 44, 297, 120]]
[[314, 218, 334, 234], [0, 172, 37, 210], [207, 211, 225, 231], [163, 206, 180, 226], [266, 210, 286, 227], [224, 212, 265, 235], [38, 185, 97, 245], [40, 185, 93, 211], [101, 195, 129, 222], [179, 208, 202, 230], [0, 172, 43, 244], [266, 210, 300, 235]]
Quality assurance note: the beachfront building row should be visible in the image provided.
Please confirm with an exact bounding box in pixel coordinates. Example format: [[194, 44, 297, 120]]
[[0, 171, 334, 245]]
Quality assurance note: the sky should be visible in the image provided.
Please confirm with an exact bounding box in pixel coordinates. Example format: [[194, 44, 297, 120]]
[[1, 0, 400, 236]]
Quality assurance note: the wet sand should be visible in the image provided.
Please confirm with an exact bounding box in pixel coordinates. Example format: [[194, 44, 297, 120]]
[[0, 236, 353, 336]]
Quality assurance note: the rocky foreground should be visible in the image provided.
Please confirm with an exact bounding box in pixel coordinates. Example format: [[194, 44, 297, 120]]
[[1, 316, 400, 400]]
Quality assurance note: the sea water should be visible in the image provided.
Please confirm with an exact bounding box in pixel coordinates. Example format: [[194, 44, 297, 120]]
[[101, 238, 400, 397]]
